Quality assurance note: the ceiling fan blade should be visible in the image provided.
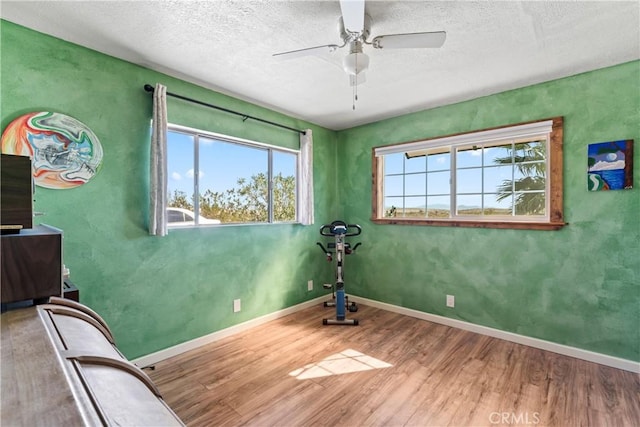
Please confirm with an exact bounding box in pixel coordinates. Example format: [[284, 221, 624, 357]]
[[349, 72, 366, 87], [372, 31, 446, 49], [273, 44, 340, 60], [340, 0, 365, 32]]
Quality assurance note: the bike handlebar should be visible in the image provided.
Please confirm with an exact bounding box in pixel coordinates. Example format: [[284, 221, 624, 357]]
[[319, 221, 362, 237]]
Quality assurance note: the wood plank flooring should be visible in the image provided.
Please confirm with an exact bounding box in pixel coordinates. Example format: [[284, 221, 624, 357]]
[[148, 304, 640, 427]]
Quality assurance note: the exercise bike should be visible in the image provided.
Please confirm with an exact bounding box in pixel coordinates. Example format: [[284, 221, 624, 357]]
[[316, 220, 361, 326]]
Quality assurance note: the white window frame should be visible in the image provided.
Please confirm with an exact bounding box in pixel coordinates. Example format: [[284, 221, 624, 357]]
[[167, 123, 299, 227], [372, 117, 566, 230]]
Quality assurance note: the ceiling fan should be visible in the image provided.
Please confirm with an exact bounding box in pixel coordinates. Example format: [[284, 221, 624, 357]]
[[273, 0, 446, 89]]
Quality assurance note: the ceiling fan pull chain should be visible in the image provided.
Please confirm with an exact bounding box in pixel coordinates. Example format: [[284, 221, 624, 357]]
[[352, 83, 356, 110], [352, 73, 361, 110], [352, 54, 359, 110]]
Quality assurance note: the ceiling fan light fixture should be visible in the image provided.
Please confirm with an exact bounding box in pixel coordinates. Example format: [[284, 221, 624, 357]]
[[342, 51, 370, 75]]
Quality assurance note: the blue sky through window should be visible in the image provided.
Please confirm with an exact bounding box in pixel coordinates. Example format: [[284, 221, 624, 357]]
[[167, 130, 296, 199], [383, 143, 546, 215]]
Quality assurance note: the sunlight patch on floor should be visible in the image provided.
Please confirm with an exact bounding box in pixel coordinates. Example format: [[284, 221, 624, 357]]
[[288, 349, 393, 380]]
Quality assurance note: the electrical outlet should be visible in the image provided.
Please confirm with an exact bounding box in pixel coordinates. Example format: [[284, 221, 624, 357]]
[[233, 299, 241, 313], [307, 280, 313, 291], [446, 295, 455, 308]]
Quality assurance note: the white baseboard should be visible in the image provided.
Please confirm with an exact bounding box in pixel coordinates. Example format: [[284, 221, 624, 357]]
[[350, 296, 640, 373], [132, 296, 328, 368], [133, 295, 639, 374]]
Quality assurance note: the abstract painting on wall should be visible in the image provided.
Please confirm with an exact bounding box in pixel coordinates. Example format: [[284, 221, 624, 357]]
[[587, 140, 633, 191], [1, 111, 103, 189]]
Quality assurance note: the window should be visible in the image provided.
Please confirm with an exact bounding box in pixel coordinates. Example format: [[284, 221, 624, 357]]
[[167, 124, 298, 226], [372, 117, 565, 230]]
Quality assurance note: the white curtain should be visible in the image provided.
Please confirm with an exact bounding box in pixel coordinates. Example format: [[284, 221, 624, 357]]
[[297, 129, 314, 225], [149, 83, 168, 236]]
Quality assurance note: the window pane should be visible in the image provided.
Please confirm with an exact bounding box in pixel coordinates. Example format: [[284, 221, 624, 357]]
[[199, 138, 268, 223], [167, 131, 195, 211], [484, 165, 513, 194], [484, 143, 513, 166], [384, 197, 402, 218], [427, 170, 450, 195], [514, 166, 546, 191], [385, 175, 404, 197], [514, 191, 546, 216], [456, 146, 482, 168], [405, 155, 426, 173], [405, 173, 426, 196], [384, 153, 404, 175], [483, 194, 512, 216], [515, 140, 546, 163], [404, 196, 426, 218], [427, 152, 450, 172], [456, 195, 482, 215], [427, 196, 450, 218], [456, 168, 482, 194], [273, 151, 297, 222]]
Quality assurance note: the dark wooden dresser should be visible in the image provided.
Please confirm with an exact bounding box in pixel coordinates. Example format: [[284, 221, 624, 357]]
[[1, 224, 63, 304], [1, 298, 184, 426]]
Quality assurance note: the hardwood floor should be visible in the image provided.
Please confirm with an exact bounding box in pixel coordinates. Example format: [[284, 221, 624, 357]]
[[148, 304, 640, 426]]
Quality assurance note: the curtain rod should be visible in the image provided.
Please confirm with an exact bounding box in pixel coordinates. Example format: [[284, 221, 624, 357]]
[[143, 84, 306, 135]]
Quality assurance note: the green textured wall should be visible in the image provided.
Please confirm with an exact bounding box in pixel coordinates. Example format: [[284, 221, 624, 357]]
[[1, 20, 338, 359], [337, 61, 640, 361]]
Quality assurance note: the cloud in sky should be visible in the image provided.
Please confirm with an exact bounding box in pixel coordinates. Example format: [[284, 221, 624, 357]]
[[186, 168, 205, 179], [589, 159, 625, 171], [171, 172, 182, 180]]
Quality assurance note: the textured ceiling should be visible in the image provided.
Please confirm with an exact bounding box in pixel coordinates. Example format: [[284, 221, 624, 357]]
[[1, 1, 639, 130]]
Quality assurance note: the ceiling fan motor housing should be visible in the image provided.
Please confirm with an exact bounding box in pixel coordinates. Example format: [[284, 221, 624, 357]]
[[338, 14, 371, 44]]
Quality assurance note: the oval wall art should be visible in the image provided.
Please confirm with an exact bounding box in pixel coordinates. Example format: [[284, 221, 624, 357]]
[[1, 111, 103, 189]]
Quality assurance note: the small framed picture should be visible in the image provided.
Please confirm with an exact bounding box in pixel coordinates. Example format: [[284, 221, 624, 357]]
[[587, 140, 633, 191]]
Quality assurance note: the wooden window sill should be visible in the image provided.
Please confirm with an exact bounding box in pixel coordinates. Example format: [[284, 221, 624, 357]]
[[371, 218, 568, 231]]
